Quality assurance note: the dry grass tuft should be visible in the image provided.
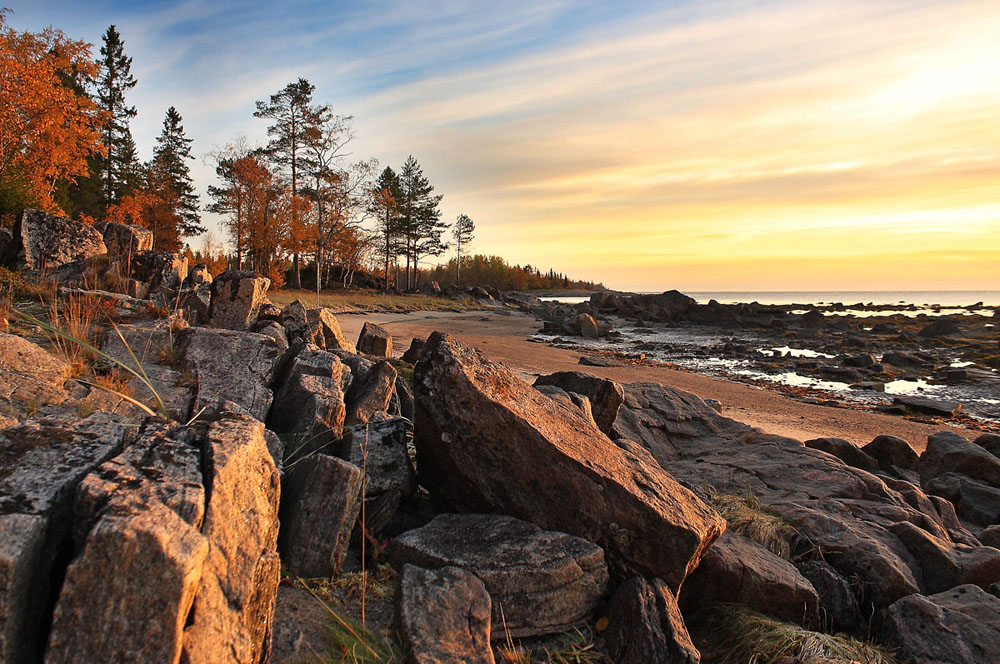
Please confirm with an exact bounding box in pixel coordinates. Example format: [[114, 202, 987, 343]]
[[707, 486, 797, 560], [692, 604, 897, 664]]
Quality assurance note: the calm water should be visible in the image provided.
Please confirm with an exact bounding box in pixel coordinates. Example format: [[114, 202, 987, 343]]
[[543, 291, 1000, 307]]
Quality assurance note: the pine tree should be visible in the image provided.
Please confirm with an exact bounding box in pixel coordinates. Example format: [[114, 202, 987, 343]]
[[145, 106, 203, 249], [95, 25, 138, 207], [398, 156, 445, 289], [452, 213, 475, 286], [372, 166, 402, 290], [254, 78, 328, 289]]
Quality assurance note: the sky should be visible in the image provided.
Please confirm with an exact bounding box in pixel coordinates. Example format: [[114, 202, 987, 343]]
[[8, 0, 1000, 291]]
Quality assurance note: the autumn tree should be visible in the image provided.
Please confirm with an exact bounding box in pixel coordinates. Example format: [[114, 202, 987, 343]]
[[452, 213, 474, 286], [254, 78, 328, 289], [0, 12, 103, 223], [143, 106, 203, 250], [94, 25, 139, 207], [206, 137, 254, 269], [371, 166, 401, 290]]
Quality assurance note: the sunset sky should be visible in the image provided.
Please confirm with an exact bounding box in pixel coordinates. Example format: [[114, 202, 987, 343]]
[[10, 1, 1000, 291]]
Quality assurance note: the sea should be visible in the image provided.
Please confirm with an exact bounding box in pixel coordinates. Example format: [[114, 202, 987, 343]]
[[542, 291, 1000, 308]]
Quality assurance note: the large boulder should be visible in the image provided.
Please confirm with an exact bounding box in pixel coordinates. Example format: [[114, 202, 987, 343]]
[[887, 521, 1000, 594], [0, 414, 128, 663], [804, 437, 879, 472], [863, 434, 920, 473], [131, 251, 188, 291], [533, 371, 625, 434], [181, 327, 286, 421], [338, 417, 416, 536], [10, 209, 107, 271], [924, 473, 1000, 526], [277, 454, 362, 578], [208, 271, 270, 330], [577, 313, 599, 338], [0, 332, 70, 408], [412, 333, 724, 590], [269, 349, 346, 461], [357, 321, 393, 357], [389, 513, 608, 638], [882, 585, 1000, 664], [395, 565, 495, 664], [919, 431, 1000, 488], [307, 308, 356, 353], [681, 531, 820, 627], [99, 221, 153, 261], [345, 360, 397, 426], [604, 576, 700, 664]]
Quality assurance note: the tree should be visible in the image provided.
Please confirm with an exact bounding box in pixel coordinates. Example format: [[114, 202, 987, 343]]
[[397, 156, 445, 289], [371, 166, 401, 290], [0, 12, 103, 222], [94, 25, 138, 207], [254, 78, 328, 289], [206, 137, 254, 269], [144, 106, 203, 249], [452, 213, 475, 286]]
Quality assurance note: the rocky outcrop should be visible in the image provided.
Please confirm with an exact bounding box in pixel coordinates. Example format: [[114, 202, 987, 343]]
[[277, 454, 362, 578], [357, 321, 392, 357], [8, 209, 107, 272], [604, 576, 700, 664], [395, 565, 494, 664], [389, 513, 608, 638], [533, 371, 624, 434], [412, 333, 724, 590], [882, 585, 1000, 664], [609, 381, 998, 628], [0, 414, 129, 664], [208, 271, 270, 330]]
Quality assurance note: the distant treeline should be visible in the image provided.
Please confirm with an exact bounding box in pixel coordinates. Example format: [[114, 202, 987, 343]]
[[421, 255, 603, 292]]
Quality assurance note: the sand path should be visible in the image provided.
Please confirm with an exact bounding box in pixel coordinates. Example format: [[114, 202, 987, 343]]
[[338, 310, 977, 453]]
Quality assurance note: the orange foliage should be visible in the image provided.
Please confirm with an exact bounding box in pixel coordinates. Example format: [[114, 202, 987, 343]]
[[105, 186, 161, 228], [0, 13, 104, 214]]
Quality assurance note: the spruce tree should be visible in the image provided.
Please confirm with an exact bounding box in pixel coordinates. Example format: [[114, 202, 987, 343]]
[[146, 106, 203, 248], [453, 213, 475, 286], [398, 156, 445, 289], [372, 166, 402, 290], [95, 25, 138, 206]]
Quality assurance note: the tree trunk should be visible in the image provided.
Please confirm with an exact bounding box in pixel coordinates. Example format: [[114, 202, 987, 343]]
[[291, 252, 301, 289]]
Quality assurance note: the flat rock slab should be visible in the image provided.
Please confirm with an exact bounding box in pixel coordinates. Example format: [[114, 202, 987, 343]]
[[413, 333, 724, 591], [396, 565, 495, 664], [883, 584, 1000, 664], [389, 513, 609, 638], [894, 395, 962, 417]]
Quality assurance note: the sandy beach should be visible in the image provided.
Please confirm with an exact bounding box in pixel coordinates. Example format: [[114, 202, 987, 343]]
[[338, 309, 977, 453]]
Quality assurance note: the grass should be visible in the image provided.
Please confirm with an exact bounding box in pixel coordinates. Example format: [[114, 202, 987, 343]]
[[691, 604, 897, 664], [268, 288, 474, 313], [544, 627, 608, 664], [706, 486, 798, 560]]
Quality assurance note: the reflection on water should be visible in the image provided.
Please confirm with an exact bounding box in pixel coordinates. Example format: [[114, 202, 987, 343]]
[[884, 379, 941, 395], [759, 346, 835, 359]]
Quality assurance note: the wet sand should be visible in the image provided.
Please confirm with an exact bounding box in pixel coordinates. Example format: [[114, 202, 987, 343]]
[[338, 310, 977, 453]]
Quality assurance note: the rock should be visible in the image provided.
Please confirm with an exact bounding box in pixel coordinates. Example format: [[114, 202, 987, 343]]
[[0, 332, 69, 408], [579, 355, 618, 367], [304, 308, 356, 353], [974, 433, 1000, 459], [131, 251, 188, 291], [0, 413, 129, 663], [45, 421, 208, 663], [278, 454, 362, 578], [395, 565, 495, 664], [577, 313, 599, 338], [412, 333, 724, 590], [863, 434, 920, 472], [923, 473, 1000, 527], [888, 521, 1000, 594], [345, 360, 397, 427], [357, 321, 393, 357], [401, 338, 426, 364], [882, 351, 929, 368], [682, 531, 820, 627], [920, 431, 1000, 488], [797, 560, 862, 634], [338, 417, 416, 536], [100, 221, 153, 260], [178, 284, 212, 325], [604, 576, 699, 664], [919, 319, 963, 338], [981, 526, 1000, 549], [882, 585, 1000, 664], [269, 350, 346, 461], [533, 371, 625, 434], [804, 437, 879, 472], [181, 413, 281, 664], [535, 385, 599, 430], [10, 209, 107, 271], [181, 327, 286, 421], [186, 263, 213, 286], [208, 271, 270, 330], [894, 395, 962, 417], [254, 320, 288, 349], [389, 513, 608, 638]]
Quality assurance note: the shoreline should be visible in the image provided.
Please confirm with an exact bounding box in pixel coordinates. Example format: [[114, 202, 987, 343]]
[[337, 309, 981, 453]]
